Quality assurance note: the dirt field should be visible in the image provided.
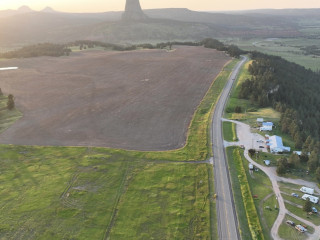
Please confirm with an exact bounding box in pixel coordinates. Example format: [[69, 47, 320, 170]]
[[0, 46, 230, 150]]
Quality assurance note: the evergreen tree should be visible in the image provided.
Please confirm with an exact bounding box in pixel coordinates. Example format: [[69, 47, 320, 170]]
[[7, 94, 15, 110], [303, 198, 312, 212]]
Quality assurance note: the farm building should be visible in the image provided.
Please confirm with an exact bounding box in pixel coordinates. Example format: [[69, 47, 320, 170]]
[[266, 135, 291, 153], [302, 194, 319, 204]]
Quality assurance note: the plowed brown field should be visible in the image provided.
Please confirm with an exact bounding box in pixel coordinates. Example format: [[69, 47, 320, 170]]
[[0, 46, 230, 150]]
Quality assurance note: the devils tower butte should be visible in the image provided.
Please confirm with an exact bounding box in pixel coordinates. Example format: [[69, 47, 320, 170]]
[[122, 0, 148, 20]]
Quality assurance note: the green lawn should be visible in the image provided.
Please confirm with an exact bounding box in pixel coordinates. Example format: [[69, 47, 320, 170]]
[[0, 145, 211, 239], [278, 214, 314, 240], [223, 122, 237, 142], [285, 203, 320, 225]]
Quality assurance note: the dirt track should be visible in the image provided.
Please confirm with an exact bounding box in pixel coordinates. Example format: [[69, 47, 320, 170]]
[[0, 46, 230, 150]]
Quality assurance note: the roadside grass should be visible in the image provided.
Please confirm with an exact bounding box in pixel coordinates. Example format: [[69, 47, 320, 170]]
[[285, 203, 320, 225], [232, 148, 265, 240], [0, 95, 22, 134], [278, 215, 313, 240], [262, 194, 278, 232], [226, 147, 253, 240], [223, 122, 237, 142], [241, 150, 273, 240], [0, 145, 211, 239]]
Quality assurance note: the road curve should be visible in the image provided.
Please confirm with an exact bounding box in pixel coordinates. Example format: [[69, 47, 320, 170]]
[[212, 56, 247, 240]]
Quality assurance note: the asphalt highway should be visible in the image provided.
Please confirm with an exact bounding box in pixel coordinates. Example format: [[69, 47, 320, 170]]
[[212, 56, 247, 240]]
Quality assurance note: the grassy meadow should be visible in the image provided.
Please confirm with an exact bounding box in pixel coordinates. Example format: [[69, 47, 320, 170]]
[[222, 38, 320, 71], [0, 145, 212, 239]]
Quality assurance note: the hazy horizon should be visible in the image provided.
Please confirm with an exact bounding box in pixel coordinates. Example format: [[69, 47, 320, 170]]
[[1, 0, 320, 13]]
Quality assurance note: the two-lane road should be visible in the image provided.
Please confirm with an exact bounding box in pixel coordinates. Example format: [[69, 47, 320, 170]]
[[212, 56, 247, 240]]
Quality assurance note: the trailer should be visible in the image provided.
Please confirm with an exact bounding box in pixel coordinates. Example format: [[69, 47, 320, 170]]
[[300, 186, 315, 195], [302, 194, 319, 204]]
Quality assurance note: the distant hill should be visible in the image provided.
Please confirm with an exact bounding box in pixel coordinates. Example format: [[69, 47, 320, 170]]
[[0, 7, 319, 46]]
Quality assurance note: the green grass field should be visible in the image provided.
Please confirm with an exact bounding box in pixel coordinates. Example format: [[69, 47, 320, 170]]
[[223, 122, 237, 142], [0, 145, 212, 239], [278, 214, 314, 240]]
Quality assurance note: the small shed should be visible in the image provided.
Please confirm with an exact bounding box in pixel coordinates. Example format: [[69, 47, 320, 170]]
[[264, 160, 271, 166]]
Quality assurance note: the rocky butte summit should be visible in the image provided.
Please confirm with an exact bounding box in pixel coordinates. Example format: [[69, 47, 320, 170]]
[[122, 0, 148, 20]]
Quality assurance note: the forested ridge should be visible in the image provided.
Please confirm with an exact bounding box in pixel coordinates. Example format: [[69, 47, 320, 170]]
[[239, 51, 320, 148]]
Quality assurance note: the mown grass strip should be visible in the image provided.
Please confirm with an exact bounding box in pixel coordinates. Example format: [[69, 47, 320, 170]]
[[233, 148, 264, 240], [226, 147, 253, 240]]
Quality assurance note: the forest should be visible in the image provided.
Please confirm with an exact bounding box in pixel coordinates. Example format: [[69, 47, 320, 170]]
[[239, 51, 320, 150]]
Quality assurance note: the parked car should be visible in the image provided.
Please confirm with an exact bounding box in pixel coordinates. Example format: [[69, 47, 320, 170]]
[[291, 193, 299, 198], [259, 146, 264, 148], [286, 220, 295, 226], [295, 225, 307, 233], [312, 207, 317, 213]]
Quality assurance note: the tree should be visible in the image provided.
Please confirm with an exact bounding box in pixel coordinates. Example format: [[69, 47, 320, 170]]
[[303, 198, 312, 212], [248, 149, 256, 158], [300, 153, 309, 163], [316, 167, 320, 182], [7, 94, 15, 110], [288, 153, 300, 168], [0, 88, 3, 96], [303, 135, 313, 153], [277, 157, 288, 175], [308, 151, 319, 172], [234, 106, 242, 113]]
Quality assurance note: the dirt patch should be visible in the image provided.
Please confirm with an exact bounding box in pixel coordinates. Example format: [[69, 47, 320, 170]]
[[0, 46, 230, 150]]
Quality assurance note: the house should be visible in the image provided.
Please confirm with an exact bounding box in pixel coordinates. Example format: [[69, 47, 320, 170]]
[[260, 122, 273, 131], [260, 126, 272, 131], [267, 135, 291, 153]]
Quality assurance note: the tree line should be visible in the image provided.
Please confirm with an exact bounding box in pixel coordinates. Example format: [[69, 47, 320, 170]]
[[0, 43, 72, 58]]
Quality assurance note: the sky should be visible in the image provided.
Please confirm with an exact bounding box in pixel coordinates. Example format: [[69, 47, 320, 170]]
[[1, 0, 320, 12]]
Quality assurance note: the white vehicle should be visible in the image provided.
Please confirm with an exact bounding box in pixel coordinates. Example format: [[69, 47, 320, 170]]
[[302, 194, 319, 204], [249, 163, 254, 170], [300, 186, 315, 195], [295, 225, 307, 233]]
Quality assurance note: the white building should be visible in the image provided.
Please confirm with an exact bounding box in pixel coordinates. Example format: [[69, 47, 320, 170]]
[[267, 135, 291, 153], [260, 122, 273, 131]]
